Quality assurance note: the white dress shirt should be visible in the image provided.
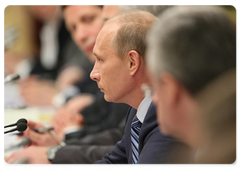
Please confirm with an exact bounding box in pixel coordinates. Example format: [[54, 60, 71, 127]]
[[136, 96, 152, 123]]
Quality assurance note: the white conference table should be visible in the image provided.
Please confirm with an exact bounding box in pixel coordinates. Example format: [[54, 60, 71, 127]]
[[4, 82, 55, 126], [4, 107, 55, 127]]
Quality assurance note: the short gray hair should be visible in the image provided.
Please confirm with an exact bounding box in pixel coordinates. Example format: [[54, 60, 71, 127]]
[[119, 5, 174, 17], [106, 10, 157, 59], [147, 6, 236, 95]]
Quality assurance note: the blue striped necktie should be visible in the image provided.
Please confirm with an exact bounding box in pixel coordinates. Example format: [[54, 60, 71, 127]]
[[131, 115, 142, 164]]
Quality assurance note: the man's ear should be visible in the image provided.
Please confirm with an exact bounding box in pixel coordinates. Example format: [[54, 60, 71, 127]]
[[127, 50, 141, 76]]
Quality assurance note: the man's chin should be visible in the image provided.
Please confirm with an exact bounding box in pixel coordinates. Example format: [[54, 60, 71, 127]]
[[103, 94, 111, 102], [104, 94, 117, 103]]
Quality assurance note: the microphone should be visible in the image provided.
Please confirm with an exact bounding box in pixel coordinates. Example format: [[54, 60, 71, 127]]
[[4, 137, 30, 152], [4, 118, 28, 128], [4, 74, 20, 83], [4, 123, 28, 134]]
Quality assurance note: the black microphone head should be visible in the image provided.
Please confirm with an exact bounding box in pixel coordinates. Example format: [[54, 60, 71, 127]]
[[11, 74, 20, 81], [17, 123, 28, 132], [4, 74, 20, 83], [16, 118, 28, 125]]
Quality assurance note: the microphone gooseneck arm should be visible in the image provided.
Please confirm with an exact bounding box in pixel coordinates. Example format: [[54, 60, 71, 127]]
[[4, 123, 28, 134], [4, 74, 20, 84], [4, 128, 18, 134], [4, 123, 17, 129], [4, 118, 28, 128]]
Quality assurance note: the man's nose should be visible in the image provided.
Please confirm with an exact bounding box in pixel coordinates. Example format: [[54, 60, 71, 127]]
[[90, 64, 100, 82], [75, 25, 88, 44]]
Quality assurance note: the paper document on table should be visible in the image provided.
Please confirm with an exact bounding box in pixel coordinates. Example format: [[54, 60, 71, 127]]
[[4, 134, 24, 157], [4, 83, 26, 109]]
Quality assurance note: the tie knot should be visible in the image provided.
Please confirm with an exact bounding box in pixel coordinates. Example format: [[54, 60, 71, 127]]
[[131, 116, 142, 137], [132, 115, 142, 128]]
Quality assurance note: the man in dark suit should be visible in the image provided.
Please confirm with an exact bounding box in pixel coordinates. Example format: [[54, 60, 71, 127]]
[[146, 6, 236, 163], [88, 10, 186, 164], [95, 103, 184, 163]]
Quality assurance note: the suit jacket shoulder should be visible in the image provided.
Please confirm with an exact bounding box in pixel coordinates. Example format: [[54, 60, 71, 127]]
[[95, 102, 186, 164]]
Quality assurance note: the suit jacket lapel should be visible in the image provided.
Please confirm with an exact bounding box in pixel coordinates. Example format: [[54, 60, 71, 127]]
[[138, 102, 157, 153]]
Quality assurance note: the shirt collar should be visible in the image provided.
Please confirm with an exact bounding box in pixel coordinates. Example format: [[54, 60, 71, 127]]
[[136, 96, 152, 123]]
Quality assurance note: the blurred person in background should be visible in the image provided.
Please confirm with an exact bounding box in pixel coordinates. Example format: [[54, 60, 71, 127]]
[[8, 5, 93, 106], [4, 5, 39, 76], [146, 5, 236, 163]]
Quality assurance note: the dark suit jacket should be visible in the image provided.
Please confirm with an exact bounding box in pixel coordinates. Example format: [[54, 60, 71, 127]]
[[65, 97, 129, 140], [50, 116, 126, 164], [95, 102, 186, 164], [52, 145, 116, 164]]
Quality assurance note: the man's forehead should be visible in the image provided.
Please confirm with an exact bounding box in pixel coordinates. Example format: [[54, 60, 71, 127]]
[[64, 6, 101, 21], [97, 23, 119, 43], [94, 31, 117, 56], [104, 21, 122, 38], [92, 22, 120, 56]]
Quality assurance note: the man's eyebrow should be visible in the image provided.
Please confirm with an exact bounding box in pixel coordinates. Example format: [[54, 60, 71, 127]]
[[103, 18, 108, 22]]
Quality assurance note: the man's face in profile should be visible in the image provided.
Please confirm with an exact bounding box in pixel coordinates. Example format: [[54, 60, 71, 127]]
[[90, 22, 134, 104]]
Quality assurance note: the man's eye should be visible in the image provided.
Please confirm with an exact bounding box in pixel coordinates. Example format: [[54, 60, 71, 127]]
[[68, 27, 76, 34], [83, 16, 94, 23]]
